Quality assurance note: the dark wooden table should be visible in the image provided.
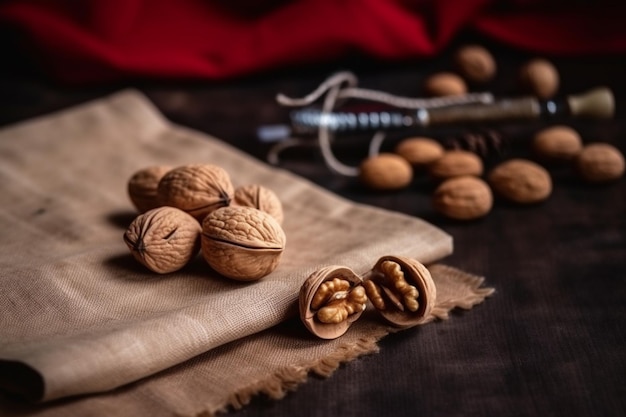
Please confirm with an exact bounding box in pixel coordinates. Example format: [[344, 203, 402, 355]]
[[1, 35, 624, 417]]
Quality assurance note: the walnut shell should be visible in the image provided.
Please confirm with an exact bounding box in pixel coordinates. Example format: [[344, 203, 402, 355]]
[[123, 206, 202, 274], [299, 266, 365, 339], [394, 137, 445, 168], [359, 153, 413, 190], [519, 58, 559, 99], [201, 206, 286, 281], [488, 159, 552, 204], [157, 164, 234, 221], [574, 143, 625, 183], [428, 150, 484, 180], [423, 72, 468, 97], [364, 256, 437, 328], [454, 44, 496, 83], [233, 184, 284, 225], [433, 176, 493, 220], [532, 125, 583, 162], [127, 165, 172, 213]]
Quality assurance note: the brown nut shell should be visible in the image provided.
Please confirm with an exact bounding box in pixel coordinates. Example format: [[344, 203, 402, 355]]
[[575, 143, 625, 183], [359, 153, 413, 190], [365, 256, 436, 328], [429, 150, 484, 180], [157, 164, 234, 221], [127, 165, 172, 213], [234, 184, 284, 225], [201, 206, 286, 281], [488, 159, 552, 204], [299, 266, 365, 339], [519, 58, 559, 99], [532, 125, 583, 162], [394, 137, 445, 168], [454, 44, 497, 83], [423, 72, 468, 97], [433, 176, 493, 220], [123, 206, 202, 274]]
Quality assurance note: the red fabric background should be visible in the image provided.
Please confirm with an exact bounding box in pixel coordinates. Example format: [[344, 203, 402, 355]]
[[1, 0, 625, 84]]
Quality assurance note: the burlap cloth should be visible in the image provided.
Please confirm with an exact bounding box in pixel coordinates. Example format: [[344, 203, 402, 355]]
[[0, 90, 494, 417]]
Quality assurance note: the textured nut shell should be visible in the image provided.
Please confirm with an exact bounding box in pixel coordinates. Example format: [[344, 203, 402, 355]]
[[519, 58, 559, 99], [429, 150, 484, 180], [423, 72, 467, 96], [123, 206, 202, 274], [299, 266, 363, 339], [575, 143, 625, 183], [395, 137, 445, 168], [433, 176, 493, 220], [201, 206, 286, 281], [488, 159, 552, 203], [234, 184, 284, 225], [359, 153, 413, 190], [454, 44, 496, 82], [532, 125, 583, 161], [369, 256, 436, 328], [157, 164, 234, 221], [127, 165, 172, 213]]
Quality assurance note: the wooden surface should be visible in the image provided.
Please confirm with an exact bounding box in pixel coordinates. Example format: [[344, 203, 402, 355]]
[[1, 35, 624, 417]]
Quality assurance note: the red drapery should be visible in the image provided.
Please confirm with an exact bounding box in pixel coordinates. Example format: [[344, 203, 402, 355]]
[[1, 0, 624, 84]]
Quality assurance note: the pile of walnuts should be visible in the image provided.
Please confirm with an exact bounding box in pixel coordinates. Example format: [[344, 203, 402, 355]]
[[359, 44, 625, 220], [124, 163, 285, 280]]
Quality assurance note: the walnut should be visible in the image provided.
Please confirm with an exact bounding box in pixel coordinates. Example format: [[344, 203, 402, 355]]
[[363, 256, 437, 328], [233, 184, 284, 225], [574, 143, 625, 183], [428, 150, 484, 181], [123, 206, 202, 274], [423, 72, 468, 97], [532, 125, 583, 162], [519, 58, 559, 99], [394, 137, 445, 169], [201, 206, 286, 281], [488, 159, 552, 204], [127, 165, 172, 213], [157, 164, 234, 221], [359, 153, 413, 191], [454, 44, 497, 83], [433, 176, 493, 220], [299, 266, 366, 339]]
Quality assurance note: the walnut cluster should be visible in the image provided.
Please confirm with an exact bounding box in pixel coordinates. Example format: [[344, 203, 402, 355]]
[[299, 256, 436, 339], [124, 163, 285, 280]]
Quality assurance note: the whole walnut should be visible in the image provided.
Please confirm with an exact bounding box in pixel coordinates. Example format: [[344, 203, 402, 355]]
[[123, 206, 202, 274], [575, 143, 625, 183], [157, 164, 234, 221], [428, 150, 484, 181], [201, 206, 286, 281], [233, 184, 284, 225], [127, 165, 172, 213], [454, 44, 497, 83], [359, 153, 413, 191], [488, 159, 552, 204], [394, 137, 445, 169], [532, 125, 583, 162], [519, 58, 559, 99], [432, 176, 493, 220], [423, 72, 468, 97]]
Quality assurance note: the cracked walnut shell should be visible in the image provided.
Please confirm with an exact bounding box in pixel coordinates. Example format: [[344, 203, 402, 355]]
[[157, 164, 234, 221], [299, 266, 366, 339], [363, 256, 436, 328], [201, 206, 286, 281], [123, 206, 202, 274]]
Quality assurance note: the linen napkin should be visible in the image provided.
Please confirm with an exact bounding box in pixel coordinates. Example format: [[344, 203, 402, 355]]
[[0, 90, 493, 416]]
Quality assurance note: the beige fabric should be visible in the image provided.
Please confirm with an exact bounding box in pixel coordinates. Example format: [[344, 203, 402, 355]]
[[0, 90, 494, 416]]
